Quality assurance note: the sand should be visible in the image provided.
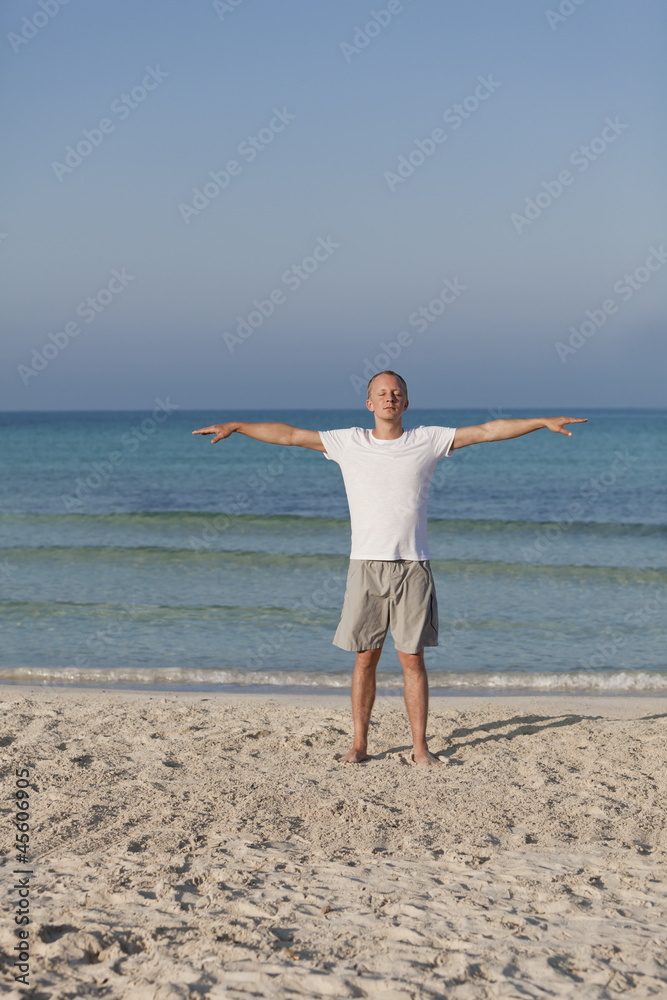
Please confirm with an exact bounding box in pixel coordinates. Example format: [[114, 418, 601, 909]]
[[1, 686, 667, 999]]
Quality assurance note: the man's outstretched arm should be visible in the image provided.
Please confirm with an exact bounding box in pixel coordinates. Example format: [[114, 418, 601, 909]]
[[451, 416, 587, 450], [192, 421, 326, 451]]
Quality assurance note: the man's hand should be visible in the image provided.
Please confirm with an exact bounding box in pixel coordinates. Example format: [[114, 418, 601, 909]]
[[192, 423, 236, 444], [543, 416, 588, 437]]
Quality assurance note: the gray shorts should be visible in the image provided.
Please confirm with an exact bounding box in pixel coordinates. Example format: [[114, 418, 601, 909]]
[[333, 559, 439, 654]]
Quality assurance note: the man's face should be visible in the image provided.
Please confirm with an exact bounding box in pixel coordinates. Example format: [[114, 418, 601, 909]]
[[366, 376, 409, 417]]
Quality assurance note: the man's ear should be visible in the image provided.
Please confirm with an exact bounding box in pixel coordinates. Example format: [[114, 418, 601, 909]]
[[366, 399, 374, 412]]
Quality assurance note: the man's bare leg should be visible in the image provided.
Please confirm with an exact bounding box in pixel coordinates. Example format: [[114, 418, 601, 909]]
[[397, 648, 442, 766], [339, 647, 382, 763]]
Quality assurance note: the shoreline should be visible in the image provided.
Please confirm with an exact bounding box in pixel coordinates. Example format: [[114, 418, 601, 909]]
[[2, 679, 667, 702]]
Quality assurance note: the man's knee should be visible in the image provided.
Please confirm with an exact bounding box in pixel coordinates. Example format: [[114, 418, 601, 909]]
[[355, 647, 382, 666], [399, 649, 425, 670]]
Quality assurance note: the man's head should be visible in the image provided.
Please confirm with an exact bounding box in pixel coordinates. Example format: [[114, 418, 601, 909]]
[[366, 370, 409, 424]]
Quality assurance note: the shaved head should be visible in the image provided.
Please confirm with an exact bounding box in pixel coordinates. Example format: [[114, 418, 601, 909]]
[[366, 370, 408, 400]]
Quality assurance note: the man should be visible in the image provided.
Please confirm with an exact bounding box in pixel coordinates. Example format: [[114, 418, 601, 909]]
[[193, 371, 586, 767]]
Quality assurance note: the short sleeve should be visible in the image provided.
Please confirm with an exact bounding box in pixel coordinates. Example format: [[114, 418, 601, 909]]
[[424, 426, 456, 460], [319, 428, 353, 463]]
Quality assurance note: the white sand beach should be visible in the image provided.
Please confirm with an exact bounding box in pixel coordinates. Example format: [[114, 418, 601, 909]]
[[2, 687, 667, 999]]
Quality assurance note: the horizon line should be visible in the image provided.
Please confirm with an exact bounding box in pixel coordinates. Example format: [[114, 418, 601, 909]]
[[0, 406, 664, 415]]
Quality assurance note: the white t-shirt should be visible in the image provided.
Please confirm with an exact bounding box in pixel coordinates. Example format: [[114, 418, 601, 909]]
[[319, 425, 456, 560]]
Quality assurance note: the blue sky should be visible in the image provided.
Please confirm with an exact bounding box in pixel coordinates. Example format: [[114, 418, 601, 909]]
[[2, 0, 665, 410]]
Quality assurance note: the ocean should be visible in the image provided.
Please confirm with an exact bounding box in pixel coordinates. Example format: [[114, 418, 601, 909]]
[[0, 408, 665, 694]]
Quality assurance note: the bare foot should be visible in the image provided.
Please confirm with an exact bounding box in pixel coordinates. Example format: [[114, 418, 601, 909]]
[[337, 747, 370, 763], [410, 749, 443, 767]]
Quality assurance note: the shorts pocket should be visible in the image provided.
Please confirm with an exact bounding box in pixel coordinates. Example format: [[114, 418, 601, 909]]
[[429, 591, 439, 631]]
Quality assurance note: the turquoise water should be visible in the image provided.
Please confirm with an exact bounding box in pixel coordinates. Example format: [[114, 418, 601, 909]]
[[0, 409, 665, 693]]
